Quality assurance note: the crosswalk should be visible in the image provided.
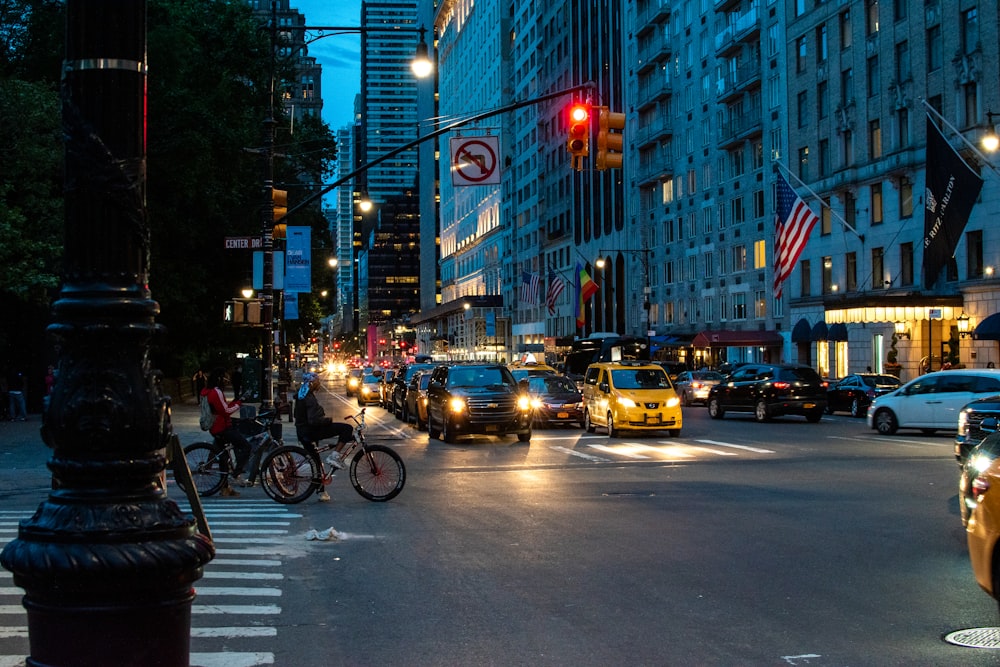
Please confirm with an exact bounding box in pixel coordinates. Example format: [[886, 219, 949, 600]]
[[548, 436, 776, 463], [0, 500, 301, 667]]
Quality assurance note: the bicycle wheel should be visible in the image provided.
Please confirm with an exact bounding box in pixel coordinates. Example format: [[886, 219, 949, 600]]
[[349, 444, 405, 502], [182, 442, 227, 497], [260, 445, 320, 504]]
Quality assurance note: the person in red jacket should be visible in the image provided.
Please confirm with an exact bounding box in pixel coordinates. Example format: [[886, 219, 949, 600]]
[[201, 368, 251, 495]]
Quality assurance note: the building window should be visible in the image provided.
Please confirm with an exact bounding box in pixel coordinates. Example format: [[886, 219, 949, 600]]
[[796, 36, 808, 73], [817, 80, 829, 119], [846, 252, 857, 292], [866, 0, 879, 35], [800, 259, 811, 297], [753, 189, 765, 218], [795, 0, 806, 17], [900, 242, 914, 286], [893, 0, 906, 21], [867, 56, 879, 97], [962, 8, 979, 55], [840, 68, 853, 106], [872, 247, 884, 288], [733, 245, 747, 272], [754, 239, 767, 269], [871, 182, 883, 224], [899, 176, 913, 217], [843, 190, 856, 229], [733, 293, 747, 320], [816, 24, 828, 63], [755, 290, 767, 319], [819, 138, 830, 176], [841, 130, 854, 167], [840, 10, 852, 50], [797, 91, 809, 128], [822, 256, 834, 294], [895, 40, 910, 82], [703, 297, 713, 324], [895, 107, 909, 148], [927, 25, 942, 72], [798, 146, 810, 181], [731, 196, 745, 225], [967, 230, 984, 279], [869, 119, 882, 159], [963, 82, 979, 128], [821, 197, 832, 235]]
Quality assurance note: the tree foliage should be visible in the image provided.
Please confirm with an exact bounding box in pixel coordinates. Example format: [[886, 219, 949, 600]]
[[0, 0, 338, 378]]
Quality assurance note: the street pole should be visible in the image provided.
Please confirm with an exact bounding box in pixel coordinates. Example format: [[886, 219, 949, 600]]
[[0, 1, 213, 664], [259, 2, 279, 408]]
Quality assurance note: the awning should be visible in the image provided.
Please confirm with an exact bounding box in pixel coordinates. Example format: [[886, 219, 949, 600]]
[[692, 329, 784, 348], [828, 323, 848, 341], [974, 312, 1000, 341], [811, 321, 828, 341], [791, 318, 811, 343], [649, 334, 695, 349]]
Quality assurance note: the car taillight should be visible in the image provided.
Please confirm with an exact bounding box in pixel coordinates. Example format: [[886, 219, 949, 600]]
[[772, 381, 791, 390], [691, 382, 704, 389], [972, 474, 992, 502]]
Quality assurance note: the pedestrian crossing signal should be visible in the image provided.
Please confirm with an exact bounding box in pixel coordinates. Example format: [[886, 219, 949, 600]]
[[566, 104, 590, 171]]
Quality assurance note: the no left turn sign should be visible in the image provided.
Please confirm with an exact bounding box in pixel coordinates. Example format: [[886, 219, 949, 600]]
[[450, 136, 501, 186]]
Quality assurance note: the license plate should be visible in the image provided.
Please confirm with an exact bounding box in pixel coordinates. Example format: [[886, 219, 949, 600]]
[[647, 415, 660, 424], [557, 412, 569, 419], [803, 403, 815, 409], [485, 425, 499, 432]]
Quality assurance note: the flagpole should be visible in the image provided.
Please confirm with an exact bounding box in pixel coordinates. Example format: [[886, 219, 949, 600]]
[[921, 100, 1000, 178], [773, 162, 865, 242]]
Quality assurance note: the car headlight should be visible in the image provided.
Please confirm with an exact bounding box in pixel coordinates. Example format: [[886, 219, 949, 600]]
[[530, 397, 543, 410], [362, 386, 371, 395], [665, 396, 680, 408], [971, 452, 996, 476], [958, 410, 970, 434], [348, 378, 359, 387], [617, 396, 637, 408], [518, 395, 532, 411], [449, 397, 467, 414]]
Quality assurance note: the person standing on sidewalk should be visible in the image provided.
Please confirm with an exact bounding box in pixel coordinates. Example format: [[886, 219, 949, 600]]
[[8, 370, 27, 421], [201, 368, 251, 496]]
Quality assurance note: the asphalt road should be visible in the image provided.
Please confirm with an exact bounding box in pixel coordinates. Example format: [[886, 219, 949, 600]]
[[3, 380, 1000, 665]]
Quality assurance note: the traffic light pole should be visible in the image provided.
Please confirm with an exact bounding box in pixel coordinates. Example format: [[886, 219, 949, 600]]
[[279, 81, 599, 221]]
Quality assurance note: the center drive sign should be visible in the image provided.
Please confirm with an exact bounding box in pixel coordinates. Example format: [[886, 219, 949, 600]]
[[450, 136, 501, 186], [284, 226, 311, 293]]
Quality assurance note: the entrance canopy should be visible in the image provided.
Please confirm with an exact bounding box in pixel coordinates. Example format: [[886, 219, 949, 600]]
[[692, 330, 784, 348]]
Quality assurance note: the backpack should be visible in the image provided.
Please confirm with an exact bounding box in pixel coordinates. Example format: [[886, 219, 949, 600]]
[[199, 394, 214, 431]]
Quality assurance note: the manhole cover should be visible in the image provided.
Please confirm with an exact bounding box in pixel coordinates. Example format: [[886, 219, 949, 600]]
[[944, 627, 1000, 648]]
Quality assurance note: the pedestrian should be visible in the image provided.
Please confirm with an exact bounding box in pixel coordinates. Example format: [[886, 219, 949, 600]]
[[232, 364, 244, 401], [201, 368, 251, 496], [192, 368, 208, 399], [8, 370, 27, 421]]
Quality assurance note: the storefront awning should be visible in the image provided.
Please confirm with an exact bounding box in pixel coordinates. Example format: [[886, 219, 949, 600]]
[[692, 329, 784, 348], [828, 323, 848, 341], [791, 318, 811, 343], [974, 312, 1000, 341], [810, 321, 828, 341]]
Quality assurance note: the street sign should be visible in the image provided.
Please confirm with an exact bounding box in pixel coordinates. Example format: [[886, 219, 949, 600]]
[[450, 136, 501, 186], [225, 236, 263, 250]]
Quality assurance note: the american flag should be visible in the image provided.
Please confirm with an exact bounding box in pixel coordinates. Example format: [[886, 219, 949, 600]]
[[521, 271, 540, 304], [545, 269, 565, 315], [773, 172, 819, 299]]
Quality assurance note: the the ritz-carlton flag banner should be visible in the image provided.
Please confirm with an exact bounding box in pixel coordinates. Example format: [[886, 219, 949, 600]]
[[450, 135, 502, 186]]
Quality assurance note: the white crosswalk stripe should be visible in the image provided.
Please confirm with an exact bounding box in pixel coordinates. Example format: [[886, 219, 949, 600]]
[[0, 500, 298, 666], [552, 437, 778, 462]]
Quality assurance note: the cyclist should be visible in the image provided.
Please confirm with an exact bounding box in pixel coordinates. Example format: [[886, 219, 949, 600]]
[[202, 368, 252, 496], [295, 372, 355, 471]]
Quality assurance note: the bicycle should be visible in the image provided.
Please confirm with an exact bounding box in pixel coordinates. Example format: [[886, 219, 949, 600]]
[[258, 408, 406, 504], [181, 407, 285, 497]]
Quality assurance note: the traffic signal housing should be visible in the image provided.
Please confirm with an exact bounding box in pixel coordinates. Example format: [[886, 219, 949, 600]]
[[596, 107, 626, 170], [566, 103, 590, 171], [272, 187, 287, 239]]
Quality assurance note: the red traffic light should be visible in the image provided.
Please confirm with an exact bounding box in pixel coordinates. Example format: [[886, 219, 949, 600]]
[[566, 103, 591, 171]]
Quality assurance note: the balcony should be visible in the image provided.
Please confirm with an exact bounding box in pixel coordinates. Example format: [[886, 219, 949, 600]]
[[637, 0, 671, 32], [637, 77, 672, 105], [714, 5, 760, 56], [637, 34, 672, 73], [717, 110, 763, 148], [634, 119, 674, 149], [716, 60, 762, 103]]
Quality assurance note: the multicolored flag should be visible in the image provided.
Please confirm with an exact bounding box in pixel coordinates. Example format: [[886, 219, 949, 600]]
[[575, 263, 599, 328], [923, 117, 984, 288], [773, 172, 819, 299]]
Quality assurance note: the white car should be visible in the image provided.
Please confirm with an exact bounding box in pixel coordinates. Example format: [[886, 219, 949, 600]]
[[866, 369, 1000, 435]]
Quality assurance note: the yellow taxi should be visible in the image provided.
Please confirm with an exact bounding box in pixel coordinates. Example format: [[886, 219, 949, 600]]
[[508, 353, 558, 382], [581, 360, 682, 437], [966, 426, 1000, 607]]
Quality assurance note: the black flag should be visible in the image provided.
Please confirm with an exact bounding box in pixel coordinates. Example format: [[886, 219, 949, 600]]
[[923, 117, 984, 289]]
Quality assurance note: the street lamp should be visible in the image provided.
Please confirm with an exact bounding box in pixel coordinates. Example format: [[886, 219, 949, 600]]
[[957, 312, 972, 338], [597, 247, 652, 336]]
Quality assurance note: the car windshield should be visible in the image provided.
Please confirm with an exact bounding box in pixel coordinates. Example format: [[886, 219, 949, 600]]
[[528, 375, 578, 394], [448, 367, 511, 388], [862, 375, 900, 388], [611, 368, 671, 389], [362, 375, 379, 384]]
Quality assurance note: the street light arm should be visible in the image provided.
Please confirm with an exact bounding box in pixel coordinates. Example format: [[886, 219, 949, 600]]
[[280, 81, 599, 221]]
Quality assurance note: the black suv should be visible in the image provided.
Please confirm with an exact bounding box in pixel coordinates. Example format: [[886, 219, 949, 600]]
[[956, 394, 1000, 465], [425, 363, 532, 443], [707, 363, 827, 423], [390, 363, 437, 419]]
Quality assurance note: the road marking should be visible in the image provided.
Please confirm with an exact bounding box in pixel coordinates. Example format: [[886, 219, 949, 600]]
[[683, 445, 739, 456], [192, 604, 281, 615], [588, 444, 651, 459], [190, 652, 275, 667], [195, 587, 282, 597], [694, 439, 775, 454], [550, 446, 610, 462], [215, 547, 290, 556], [0, 606, 25, 614], [202, 571, 284, 580], [0, 656, 27, 667], [211, 558, 282, 567], [0, 629, 26, 639], [191, 627, 277, 638]]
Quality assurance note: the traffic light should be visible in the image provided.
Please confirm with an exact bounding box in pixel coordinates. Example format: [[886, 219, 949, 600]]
[[595, 106, 626, 170], [566, 103, 590, 171], [272, 187, 287, 240]]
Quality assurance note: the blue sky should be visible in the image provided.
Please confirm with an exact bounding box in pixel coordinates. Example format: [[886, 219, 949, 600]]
[[290, 1, 363, 133]]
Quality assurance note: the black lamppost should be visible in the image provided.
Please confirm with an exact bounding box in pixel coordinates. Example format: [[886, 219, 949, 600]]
[[0, 1, 214, 664]]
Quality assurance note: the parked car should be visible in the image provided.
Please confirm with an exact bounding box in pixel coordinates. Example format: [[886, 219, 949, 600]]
[[425, 363, 532, 443], [673, 370, 724, 406], [526, 374, 584, 427], [404, 371, 432, 430], [707, 363, 827, 423], [825, 373, 902, 417], [356, 374, 382, 406], [866, 369, 1000, 435], [956, 393, 1000, 465], [345, 367, 364, 398], [964, 424, 1000, 610], [391, 363, 438, 419], [581, 360, 682, 437]]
